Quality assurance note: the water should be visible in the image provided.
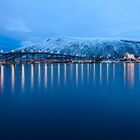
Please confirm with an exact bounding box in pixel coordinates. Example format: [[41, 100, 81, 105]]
[[0, 63, 140, 140]]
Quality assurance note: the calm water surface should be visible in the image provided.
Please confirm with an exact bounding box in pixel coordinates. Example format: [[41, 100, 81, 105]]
[[0, 63, 140, 140]]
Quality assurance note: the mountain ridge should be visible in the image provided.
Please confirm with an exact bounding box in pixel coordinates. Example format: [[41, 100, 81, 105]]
[[18, 37, 140, 58]]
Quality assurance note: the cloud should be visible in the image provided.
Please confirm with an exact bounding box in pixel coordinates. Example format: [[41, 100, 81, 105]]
[[5, 19, 31, 33]]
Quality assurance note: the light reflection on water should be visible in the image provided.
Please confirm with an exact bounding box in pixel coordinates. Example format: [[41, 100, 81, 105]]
[[87, 64, 89, 82], [31, 64, 34, 90], [70, 64, 72, 80], [11, 64, 15, 92], [76, 64, 78, 86], [0, 63, 138, 94], [64, 64, 66, 86], [128, 63, 134, 88], [38, 64, 41, 89], [113, 63, 115, 82], [44, 64, 47, 89], [93, 63, 95, 83], [51, 64, 54, 86], [100, 63, 102, 85], [58, 63, 60, 87], [139, 64, 140, 80], [106, 63, 109, 84], [124, 63, 126, 85], [0, 63, 140, 140], [0, 65, 4, 93], [21, 64, 25, 92], [81, 64, 84, 84]]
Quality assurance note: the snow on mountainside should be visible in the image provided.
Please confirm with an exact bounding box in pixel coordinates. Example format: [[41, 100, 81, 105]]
[[18, 37, 140, 58]]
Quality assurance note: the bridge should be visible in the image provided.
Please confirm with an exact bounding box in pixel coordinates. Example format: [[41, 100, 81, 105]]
[[0, 51, 97, 63]]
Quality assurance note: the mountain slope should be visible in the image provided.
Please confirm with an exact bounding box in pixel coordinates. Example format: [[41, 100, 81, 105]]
[[18, 37, 140, 58]]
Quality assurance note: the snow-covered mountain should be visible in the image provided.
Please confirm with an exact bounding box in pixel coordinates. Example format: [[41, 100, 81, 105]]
[[18, 37, 140, 58]]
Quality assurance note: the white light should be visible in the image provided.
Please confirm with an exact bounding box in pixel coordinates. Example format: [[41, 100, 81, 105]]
[[0, 50, 3, 53], [11, 50, 14, 52]]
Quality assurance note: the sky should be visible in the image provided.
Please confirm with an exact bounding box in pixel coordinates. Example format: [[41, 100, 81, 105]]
[[1, 0, 140, 49]]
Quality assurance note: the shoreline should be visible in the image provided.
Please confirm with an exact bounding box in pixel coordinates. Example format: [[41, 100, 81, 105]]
[[0, 60, 139, 65]]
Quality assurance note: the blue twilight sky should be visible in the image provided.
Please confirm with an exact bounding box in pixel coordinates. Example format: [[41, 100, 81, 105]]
[[1, 0, 140, 49]]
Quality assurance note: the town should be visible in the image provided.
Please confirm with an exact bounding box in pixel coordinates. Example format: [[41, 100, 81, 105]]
[[0, 50, 140, 64]]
